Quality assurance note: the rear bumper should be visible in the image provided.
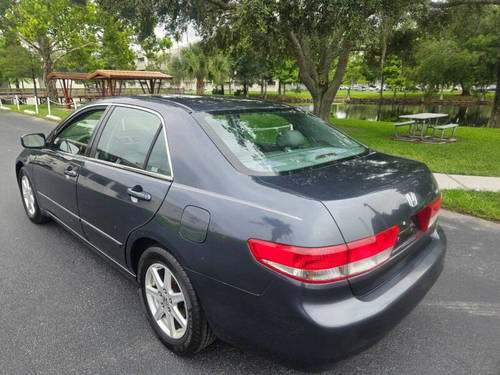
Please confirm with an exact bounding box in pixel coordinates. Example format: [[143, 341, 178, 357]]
[[189, 226, 446, 365]]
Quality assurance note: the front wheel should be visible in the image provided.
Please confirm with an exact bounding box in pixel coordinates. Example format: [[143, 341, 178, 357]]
[[138, 246, 215, 355], [18, 167, 49, 224]]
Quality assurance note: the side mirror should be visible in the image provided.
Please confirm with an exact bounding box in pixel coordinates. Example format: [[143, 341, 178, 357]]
[[21, 133, 46, 149]]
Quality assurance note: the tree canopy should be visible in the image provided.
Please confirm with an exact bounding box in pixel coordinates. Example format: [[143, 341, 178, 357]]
[[1, 0, 137, 99], [99, 0, 425, 121]]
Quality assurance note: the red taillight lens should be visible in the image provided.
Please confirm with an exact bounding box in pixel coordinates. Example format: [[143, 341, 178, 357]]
[[416, 196, 441, 231], [248, 225, 399, 284]]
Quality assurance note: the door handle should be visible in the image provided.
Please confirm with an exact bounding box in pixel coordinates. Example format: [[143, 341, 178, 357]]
[[64, 166, 78, 178], [127, 185, 151, 201]]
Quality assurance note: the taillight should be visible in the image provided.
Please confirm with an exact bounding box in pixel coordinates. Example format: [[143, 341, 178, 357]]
[[248, 225, 399, 284], [416, 196, 441, 231]]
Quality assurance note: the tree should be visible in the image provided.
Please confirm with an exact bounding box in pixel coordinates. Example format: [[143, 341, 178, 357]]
[[275, 59, 299, 98], [464, 7, 500, 128], [384, 58, 408, 97], [411, 39, 477, 97], [342, 53, 366, 99], [5, 0, 100, 100], [0, 32, 39, 88], [55, 13, 137, 73], [419, 1, 500, 126], [98, 15, 137, 70], [209, 51, 231, 94], [140, 36, 172, 71], [169, 42, 211, 94], [98, 0, 419, 122], [232, 50, 265, 97]]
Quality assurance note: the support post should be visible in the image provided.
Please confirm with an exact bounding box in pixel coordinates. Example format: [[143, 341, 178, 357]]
[[61, 79, 71, 109], [15, 95, 20, 110], [46, 97, 61, 121]]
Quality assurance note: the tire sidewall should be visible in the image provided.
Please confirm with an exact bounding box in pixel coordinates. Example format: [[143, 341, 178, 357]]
[[138, 247, 195, 353]]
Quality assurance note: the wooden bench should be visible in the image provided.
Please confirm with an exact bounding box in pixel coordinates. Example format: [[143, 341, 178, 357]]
[[433, 123, 458, 139], [393, 121, 416, 139]]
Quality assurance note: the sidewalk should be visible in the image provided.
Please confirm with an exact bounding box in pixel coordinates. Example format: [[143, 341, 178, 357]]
[[434, 173, 500, 192]]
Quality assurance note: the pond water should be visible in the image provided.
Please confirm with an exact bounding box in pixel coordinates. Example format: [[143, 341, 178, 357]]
[[300, 103, 492, 127]]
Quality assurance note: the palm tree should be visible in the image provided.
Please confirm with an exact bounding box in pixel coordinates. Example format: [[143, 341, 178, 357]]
[[209, 52, 231, 94], [169, 43, 231, 95], [169, 43, 209, 94]]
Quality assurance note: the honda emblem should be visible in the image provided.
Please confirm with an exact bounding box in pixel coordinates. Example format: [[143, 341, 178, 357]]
[[406, 192, 418, 208]]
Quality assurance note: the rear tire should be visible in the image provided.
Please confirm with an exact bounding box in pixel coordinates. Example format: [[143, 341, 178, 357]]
[[18, 167, 50, 224], [138, 246, 216, 355]]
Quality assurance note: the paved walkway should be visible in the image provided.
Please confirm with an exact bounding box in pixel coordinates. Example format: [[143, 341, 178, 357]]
[[434, 173, 500, 192]]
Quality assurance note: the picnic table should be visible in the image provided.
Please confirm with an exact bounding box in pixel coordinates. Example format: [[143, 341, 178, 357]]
[[398, 112, 448, 139]]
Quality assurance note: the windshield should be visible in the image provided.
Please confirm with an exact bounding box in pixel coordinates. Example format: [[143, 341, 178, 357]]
[[196, 109, 367, 174]]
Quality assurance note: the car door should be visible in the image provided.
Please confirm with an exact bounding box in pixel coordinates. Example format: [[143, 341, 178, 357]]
[[77, 105, 172, 263], [34, 107, 107, 236]]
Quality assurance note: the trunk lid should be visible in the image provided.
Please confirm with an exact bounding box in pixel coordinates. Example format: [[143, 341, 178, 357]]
[[258, 151, 440, 295]]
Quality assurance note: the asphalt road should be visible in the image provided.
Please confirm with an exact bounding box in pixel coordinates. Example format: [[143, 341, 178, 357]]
[[1, 110, 499, 375]]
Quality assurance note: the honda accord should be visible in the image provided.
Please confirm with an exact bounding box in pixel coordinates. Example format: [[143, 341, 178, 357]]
[[16, 96, 446, 365]]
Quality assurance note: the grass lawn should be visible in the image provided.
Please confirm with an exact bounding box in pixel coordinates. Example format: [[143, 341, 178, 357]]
[[248, 89, 494, 101], [1, 104, 73, 121], [2, 101, 498, 178], [332, 118, 500, 177], [442, 190, 500, 222]]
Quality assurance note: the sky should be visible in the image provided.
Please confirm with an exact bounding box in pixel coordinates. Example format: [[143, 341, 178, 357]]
[[155, 24, 201, 48]]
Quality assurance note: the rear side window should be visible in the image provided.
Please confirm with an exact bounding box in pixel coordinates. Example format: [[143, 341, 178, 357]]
[[145, 133, 171, 176], [53, 109, 105, 155], [95, 107, 161, 169]]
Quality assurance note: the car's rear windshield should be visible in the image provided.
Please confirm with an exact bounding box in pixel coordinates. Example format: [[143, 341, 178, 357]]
[[195, 109, 367, 174]]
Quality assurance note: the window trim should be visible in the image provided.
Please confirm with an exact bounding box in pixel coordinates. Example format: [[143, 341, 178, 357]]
[[88, 103, 174, 181], [47, 105, 110, 156], [49, 103, 174, 182]]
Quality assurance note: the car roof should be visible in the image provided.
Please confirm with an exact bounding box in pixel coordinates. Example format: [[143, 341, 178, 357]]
[[92, 95, 292, 113]]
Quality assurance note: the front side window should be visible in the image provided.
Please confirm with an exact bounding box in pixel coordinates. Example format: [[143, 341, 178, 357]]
[[95, 107, 161, 169], [53, 109, 105, 155], [195, 110, 367, 174]]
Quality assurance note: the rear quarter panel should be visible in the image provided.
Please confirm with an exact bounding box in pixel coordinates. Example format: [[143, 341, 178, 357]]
[[126, 108, 346, 295]]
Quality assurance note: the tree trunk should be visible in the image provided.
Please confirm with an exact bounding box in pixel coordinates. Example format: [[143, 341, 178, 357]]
[[283, 83, 286, 98], [40, 37, 58, 102], [311, 49, 350, 122], [487, 62, 500, 128], [288, 31, 351, 122], [196, 77, 204, 95], [278, 80, 282, 97], [260, 79, 264, 96], [376, 102, 382, 121], [379, 16, 390, 100], [347, 85, 351, 100], [460, 82, 470, 96]]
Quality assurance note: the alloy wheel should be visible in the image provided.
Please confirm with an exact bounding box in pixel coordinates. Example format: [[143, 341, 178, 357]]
[[21, 175, 36, 217], [145, 263, 188, 339]]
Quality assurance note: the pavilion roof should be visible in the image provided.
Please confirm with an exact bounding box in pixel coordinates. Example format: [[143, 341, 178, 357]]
[[47, 72, 90, 80], [87, 70, 172, 80]]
